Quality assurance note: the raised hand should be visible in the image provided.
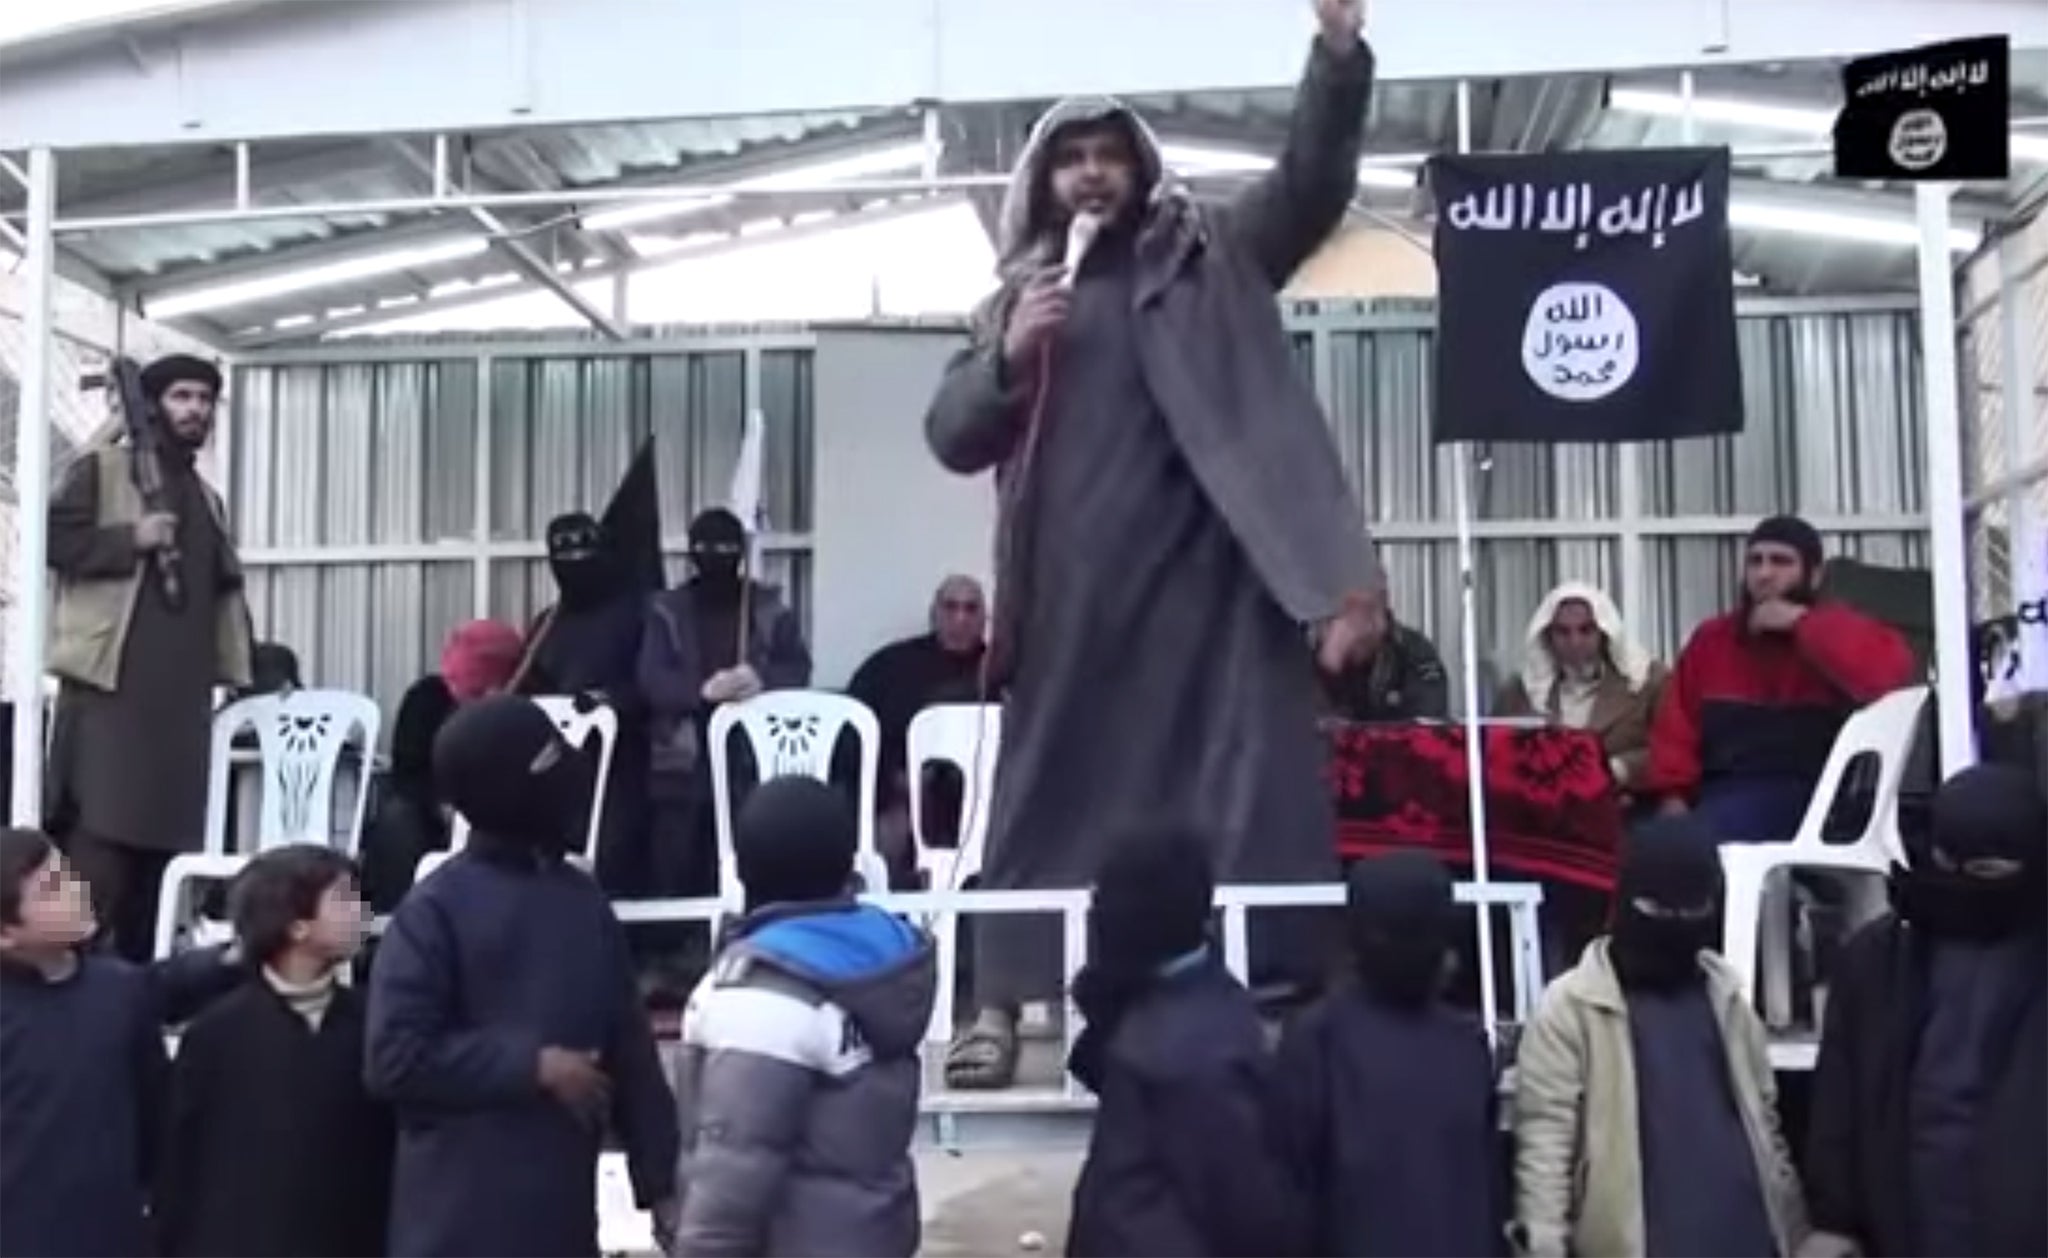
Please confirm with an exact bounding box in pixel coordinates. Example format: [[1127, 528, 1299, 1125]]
[[1313, 0, 1364, 50]]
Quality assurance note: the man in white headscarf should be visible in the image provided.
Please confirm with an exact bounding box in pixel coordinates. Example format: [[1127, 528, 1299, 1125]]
[[1495, 582, 1665, 791]]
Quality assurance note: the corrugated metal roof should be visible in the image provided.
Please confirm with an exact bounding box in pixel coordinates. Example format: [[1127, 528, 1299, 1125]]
[[3, 51, 2043, 344]]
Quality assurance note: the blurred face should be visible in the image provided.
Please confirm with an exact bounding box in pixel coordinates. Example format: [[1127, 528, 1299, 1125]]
[[158, 379, 217, 448], [1545, 599, 1605, 673], [290, 876, 368, 965], [932, 578, 987, 654], [1743, 541, 1808, 603], [2, 850, 97, 956], [1047, 122, 1140, 231]]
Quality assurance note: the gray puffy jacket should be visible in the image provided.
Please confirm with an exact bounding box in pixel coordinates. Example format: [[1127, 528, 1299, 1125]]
[[668, 901, 936, 1257]]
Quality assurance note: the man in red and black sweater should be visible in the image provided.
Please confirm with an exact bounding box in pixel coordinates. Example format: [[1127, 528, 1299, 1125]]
[[1645, 515, 1918, 842]]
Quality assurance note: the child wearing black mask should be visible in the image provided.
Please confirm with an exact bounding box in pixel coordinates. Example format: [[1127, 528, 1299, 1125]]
[[1273, 851, 1504, 1256], [1064, 829, 1301, 1257], [365, 695, 679, 1257], [1513, 819, 1806, 1257], [1805, 764, 2048, 1258]]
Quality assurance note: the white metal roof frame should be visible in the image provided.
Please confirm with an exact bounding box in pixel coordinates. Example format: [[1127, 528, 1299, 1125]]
[[3, 0, 2038, 895]]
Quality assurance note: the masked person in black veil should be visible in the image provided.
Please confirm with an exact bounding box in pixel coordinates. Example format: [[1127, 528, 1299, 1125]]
[[1273, 852, 1502, 1256], [1514, 819, 1806, 1258], [1063, 830, 1301, 1257], [1803, 764, 2048, 1258], [518, 511, 657, 897], [637, 509, 810, 972], [365, 695, 678, 1257]]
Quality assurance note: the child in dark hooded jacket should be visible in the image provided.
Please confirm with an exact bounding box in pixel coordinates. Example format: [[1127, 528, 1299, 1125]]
[[668, 776, 936, 1257], [1273, 851, 1505, 1256], [1063, 829, 1302, 1257], [365, 695, 679, 1258]]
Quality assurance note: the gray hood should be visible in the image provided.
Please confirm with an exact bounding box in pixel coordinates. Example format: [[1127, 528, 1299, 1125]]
[[730, 902, 937, 1059], [992, 97, 1186, 281]]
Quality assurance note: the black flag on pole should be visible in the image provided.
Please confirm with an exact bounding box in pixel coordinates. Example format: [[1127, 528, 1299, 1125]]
[[600, 436, 665, 595], [1834, 36, 2009, 182], [1428, 147, 1742, 445]]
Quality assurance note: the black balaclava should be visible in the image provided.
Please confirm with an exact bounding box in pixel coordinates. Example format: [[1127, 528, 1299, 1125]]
[[432, 694, 580, 862], [1068, 829, 1215, 1091], [1609, 817, 1725, 992], [546, 512, 616, 611], [734, 776, 857, 914], [1745, 514, 1826, 605], [1347, 851, 1458, 1010], [1894, 764, 2048, 941], [687, 508, 747, 602]]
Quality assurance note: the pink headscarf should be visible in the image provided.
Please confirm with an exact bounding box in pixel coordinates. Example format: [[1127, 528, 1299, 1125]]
[[441, 620, 524, 702]]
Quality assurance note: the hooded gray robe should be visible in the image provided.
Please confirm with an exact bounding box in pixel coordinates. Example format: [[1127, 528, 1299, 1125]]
[[924, 38, 1380, 1005]]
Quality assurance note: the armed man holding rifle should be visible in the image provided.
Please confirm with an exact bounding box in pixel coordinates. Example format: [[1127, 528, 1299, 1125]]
[[46, 353, 254, 961]]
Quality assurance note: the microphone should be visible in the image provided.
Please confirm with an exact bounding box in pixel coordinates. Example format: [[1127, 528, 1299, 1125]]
[[1061, 212, 1103, 289]]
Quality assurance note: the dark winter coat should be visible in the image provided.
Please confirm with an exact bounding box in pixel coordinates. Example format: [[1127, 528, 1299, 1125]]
[[1273, 989, 1505, 1256], [364, 844, 679, 1257], [671, 901, 937, 1257], [1805, 915, 2047, 1257], [1065, 959, 1302, 1257], [158, 977, 393, 1257]]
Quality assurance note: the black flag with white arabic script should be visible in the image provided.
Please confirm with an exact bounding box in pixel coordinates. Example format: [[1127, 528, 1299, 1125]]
[[1835, 36, 2009, 182], [1428, 147, 1742, 445]]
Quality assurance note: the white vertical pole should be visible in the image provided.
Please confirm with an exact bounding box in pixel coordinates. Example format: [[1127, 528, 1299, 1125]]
[[1913, 183, 1977, 774], [1452, 81, 1499, 1041], [1997, 233, 2040, 587], [10, 149, 57, 827], [471, 355, 495, 618]]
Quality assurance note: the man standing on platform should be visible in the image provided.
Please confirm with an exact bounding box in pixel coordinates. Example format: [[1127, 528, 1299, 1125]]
[[924, 0, 1387, 1088], [45, 354, 253, 961]]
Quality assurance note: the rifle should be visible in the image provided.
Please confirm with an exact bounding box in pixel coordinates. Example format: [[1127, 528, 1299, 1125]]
[[78, 356, 185, 611]]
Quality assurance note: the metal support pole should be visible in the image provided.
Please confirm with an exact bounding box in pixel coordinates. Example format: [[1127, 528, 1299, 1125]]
[[1997, 232, 2041, 589], [1452, 80, 1499, 1042], [1913, 183, 1977, 774], [472, 356, 496, 618], [10, 149, 56, 826]]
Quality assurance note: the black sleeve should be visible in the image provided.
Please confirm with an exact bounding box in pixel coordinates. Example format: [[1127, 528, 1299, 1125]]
[[132, 979, 175, 1214], [601, 910, 680, 1209], [145, 945, 244, 1026], [154, 1010, 217, 1253], [1151, 1061, 1308, 1257], [761, 607, 812, 691], [1268, 1016, 1330, 1256], [1403, 632, 1452, 721], [1804, 928, 1881, 1243]]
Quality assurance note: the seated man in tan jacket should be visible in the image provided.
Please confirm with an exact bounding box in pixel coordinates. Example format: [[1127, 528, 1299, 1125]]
[[1512, 818, 1807, 1257]]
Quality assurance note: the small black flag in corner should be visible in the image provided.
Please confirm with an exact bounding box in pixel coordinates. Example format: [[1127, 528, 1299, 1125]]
[[1834, 36, 2010, 182]]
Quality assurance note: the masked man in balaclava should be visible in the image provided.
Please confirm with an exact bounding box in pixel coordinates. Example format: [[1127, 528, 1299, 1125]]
[[638, 507, 811, 909], [1514, 818, 1807, 1257], [1645, 513, 1916, 842], [1273, 852, 1503, 1256], [1803, 764, 2048, 1258], [1063, 829, 1304, 1256], [923, 0, 1387, 1091], [366, 695, 679, 1256], [516, 511, 657, 896], [45, 353, 255, 962]]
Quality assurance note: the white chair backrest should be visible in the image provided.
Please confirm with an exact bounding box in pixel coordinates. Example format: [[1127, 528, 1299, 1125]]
[[708, 691, 881, 906], [204, 689, 381, 856], [447, 696, 618, 863], [906, 703, 1002, 886], [1784, 684, 1930, 863]]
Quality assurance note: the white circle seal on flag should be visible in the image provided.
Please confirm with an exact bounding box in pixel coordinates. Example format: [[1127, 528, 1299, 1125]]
[[1889, 110, 1948, 171], [1521, 282, 1641, 403]]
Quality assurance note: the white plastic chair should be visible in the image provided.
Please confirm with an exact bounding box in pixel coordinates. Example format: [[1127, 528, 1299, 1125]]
[[1719, 684, 1929, 1029], [708, 691, 883, 910], [445, 695, 618, 865], [204, 690, 381, 856], [906, 703, 1003, 1042], [153, 852, 249, 962]]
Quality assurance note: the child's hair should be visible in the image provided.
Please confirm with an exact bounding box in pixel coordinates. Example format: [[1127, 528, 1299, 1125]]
[[229, 844, 360, 965], [0, 829, 57, 928]]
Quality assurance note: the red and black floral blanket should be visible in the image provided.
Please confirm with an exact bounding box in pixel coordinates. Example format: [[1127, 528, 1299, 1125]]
[[1325, 721, 1623, 890]]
